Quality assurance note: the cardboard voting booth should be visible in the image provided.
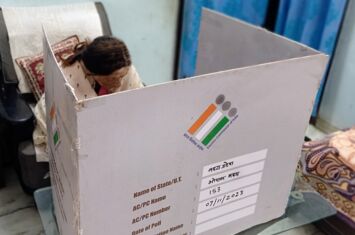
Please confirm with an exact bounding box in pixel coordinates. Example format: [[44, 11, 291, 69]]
[[44, 9, 328, 235]]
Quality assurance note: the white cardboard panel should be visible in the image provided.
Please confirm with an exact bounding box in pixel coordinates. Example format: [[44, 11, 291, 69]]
[[196, 9, 318, 75], [74, 53, 326, 235], [45, 9, 328, 235], [44, 31, 80, 235]]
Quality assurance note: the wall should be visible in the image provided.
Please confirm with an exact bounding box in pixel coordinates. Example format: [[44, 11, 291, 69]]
[[318, 0, 355, 129], [0, 0, 180, 85]]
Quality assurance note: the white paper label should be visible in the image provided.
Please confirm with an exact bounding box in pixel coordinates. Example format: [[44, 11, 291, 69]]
[[195, 149, 268, 234]]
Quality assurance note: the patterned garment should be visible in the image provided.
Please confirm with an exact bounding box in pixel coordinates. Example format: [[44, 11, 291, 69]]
[[299, 135, 355, 227], [329, 129, 355, 171]]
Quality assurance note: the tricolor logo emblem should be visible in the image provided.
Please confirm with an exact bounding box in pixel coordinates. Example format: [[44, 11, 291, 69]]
[[185, 94, 238, 150], [50, 104, 60, 147]]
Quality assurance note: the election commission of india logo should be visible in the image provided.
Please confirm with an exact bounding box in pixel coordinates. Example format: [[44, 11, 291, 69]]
[[184, 94, 239, 150]]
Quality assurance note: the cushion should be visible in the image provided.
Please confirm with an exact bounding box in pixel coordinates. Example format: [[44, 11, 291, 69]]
[[16, 35, 79, 100]]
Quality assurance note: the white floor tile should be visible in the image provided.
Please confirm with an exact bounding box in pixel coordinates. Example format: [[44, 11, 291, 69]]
[[0, 168, 43, 235], [0, 208, 44, 235]]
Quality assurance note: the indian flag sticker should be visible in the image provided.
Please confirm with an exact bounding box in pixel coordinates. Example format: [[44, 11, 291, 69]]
[[52, 119, 61, 147], [50, 103, 61, 147], [50, 104, 56, 120], [185, 94, 238, 150], [53, 130, 60, 146]]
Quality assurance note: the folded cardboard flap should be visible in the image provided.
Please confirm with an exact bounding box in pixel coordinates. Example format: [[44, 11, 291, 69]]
[[44, 9, 328, 235], [196, 9, 322, 75]]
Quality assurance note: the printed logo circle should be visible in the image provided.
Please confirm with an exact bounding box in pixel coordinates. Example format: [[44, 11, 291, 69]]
[[228, 108, 238, 117], [222, 101, 231, 111], [216, 95, 225, 105]]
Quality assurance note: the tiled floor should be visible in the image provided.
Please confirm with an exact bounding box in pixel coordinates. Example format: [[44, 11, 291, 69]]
[[0, 167, 325, 235], [0, 168, 44, 235]]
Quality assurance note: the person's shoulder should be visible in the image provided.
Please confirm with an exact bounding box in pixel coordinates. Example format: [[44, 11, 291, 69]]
[[128, 65, 144, 88], [59, 61, 97, 99]]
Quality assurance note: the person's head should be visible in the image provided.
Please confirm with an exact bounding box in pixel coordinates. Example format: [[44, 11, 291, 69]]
[[63, 36, 131, 91]]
